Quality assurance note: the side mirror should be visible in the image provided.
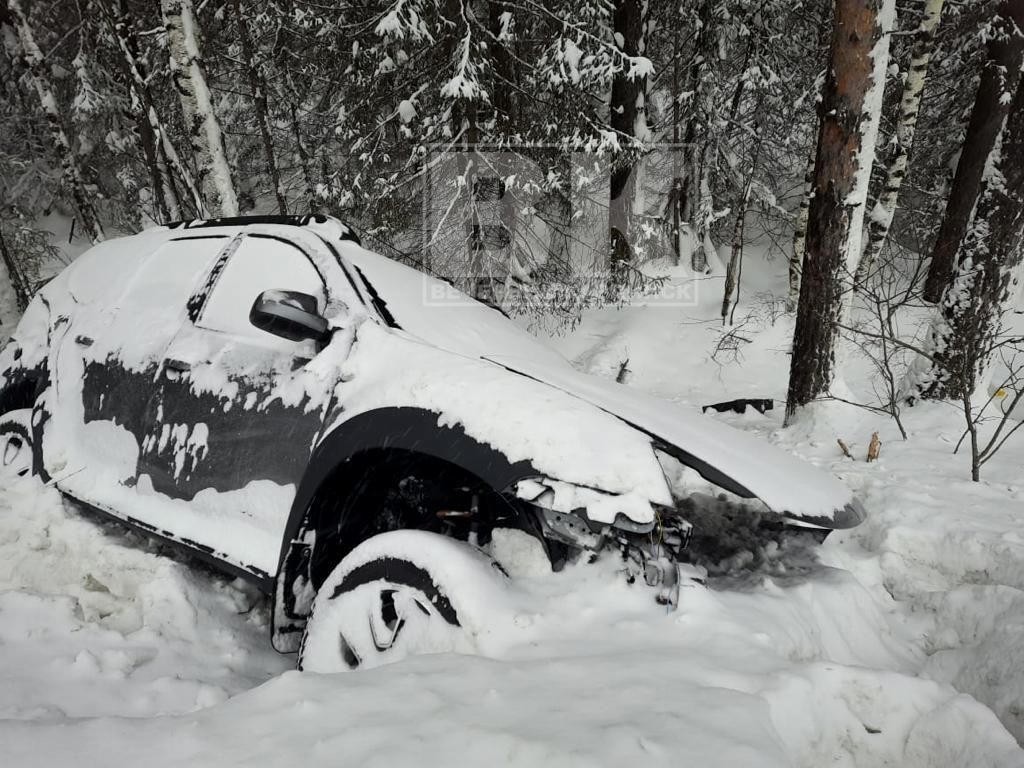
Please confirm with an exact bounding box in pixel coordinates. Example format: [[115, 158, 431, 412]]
[[249, 289, 329, 343]]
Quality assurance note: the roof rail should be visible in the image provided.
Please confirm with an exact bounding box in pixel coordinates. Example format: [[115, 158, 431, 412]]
[[163, 214, 361, 245]]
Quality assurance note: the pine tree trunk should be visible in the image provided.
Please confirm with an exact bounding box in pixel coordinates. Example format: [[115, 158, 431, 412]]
[[162, 0, 239, 217], [669, 25, 684, 266], [856, 0, 946, 287], [922, 0, 1024, 303], [490, 0, 515, 125], [914, 78, 1024, 401], [231, 0, 286, 215], [608, 0, 647, 283], [785, 0, 889, 422], [10, 0, 104, 243], [290, 103, 319, 214], [490, 0, 516, 276]]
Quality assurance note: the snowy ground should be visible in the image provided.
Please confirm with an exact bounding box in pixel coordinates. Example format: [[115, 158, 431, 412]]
[[2, 248, 1024, 766]]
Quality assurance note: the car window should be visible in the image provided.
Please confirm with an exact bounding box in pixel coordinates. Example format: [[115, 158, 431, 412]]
[[196, 235, 326, 342], [110, 237, 228, 345], [126, 237, 229, 309]]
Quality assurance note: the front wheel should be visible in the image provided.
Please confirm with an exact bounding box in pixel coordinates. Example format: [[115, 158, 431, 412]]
[[0, 409, 33, 480], [298, 530, 510, 673]]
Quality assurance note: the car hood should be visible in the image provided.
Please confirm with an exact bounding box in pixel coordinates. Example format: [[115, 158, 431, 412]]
[[326, 323, 676, 522], [483, 355, 864, 528]]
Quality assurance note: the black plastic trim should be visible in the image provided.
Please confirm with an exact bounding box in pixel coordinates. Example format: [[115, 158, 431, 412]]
[[351, 263, 399, 328], [164, 214, 361, 244], [276, 407, 535, 576]]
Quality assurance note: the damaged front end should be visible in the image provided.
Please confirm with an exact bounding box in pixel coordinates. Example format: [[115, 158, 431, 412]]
[[512, 477, 706, 607]]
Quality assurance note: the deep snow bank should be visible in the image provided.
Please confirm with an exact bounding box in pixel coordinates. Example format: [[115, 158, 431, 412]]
[[0, 477, 289, 721], [1, 474, 1022, 767]]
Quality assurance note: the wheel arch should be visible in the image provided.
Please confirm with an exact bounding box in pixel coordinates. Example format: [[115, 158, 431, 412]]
[[271, 406, 537, 651]]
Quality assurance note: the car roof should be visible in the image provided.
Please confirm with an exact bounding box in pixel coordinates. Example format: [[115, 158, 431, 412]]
[[159, 214, 362, 246]]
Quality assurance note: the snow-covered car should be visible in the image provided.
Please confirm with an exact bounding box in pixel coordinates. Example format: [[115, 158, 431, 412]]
[[0, 214, 865, 671]]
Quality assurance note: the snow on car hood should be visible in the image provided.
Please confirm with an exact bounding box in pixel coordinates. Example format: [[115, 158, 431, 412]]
[[327, 323, 674, 522], [483, 355, 861, 527]]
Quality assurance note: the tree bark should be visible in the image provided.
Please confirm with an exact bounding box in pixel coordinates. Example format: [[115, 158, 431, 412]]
[[9, 0, 104, 243], [722, 129, 763, 324], [106, 0, 169, 222], [103, 0, 200, 216], [922, 0, 1024, 303], [489, 0, 516, 279], [682, 0, 713, 273], [608, 0, 647, 282], [490, 0, 515, 126], [290, 103, 319, 214], [162, 0, 239, 217], [788, 140, 817, 312], [915, 77, 1024, 401], [785, 0, 888, 422], [856, 0, 946, 287], [231, 0, 287, 215], [788, 5, 832, 311], [669, 25, 684, 266]]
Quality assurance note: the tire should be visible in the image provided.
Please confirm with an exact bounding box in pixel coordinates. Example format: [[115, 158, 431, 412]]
[[0, 409, 33, 480], [298, 530, 510, 673]]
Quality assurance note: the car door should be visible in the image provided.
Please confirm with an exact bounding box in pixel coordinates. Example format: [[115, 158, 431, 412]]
[[131, 232, 351, 576], [50, 234, 231, 502]]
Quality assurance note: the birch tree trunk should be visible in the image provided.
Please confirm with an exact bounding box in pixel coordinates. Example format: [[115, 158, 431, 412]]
[[922, 0, 1024, 303], [106, 0, 169, 222], [856, 0, 946, 287], [912, 80, 1024, 401], [230, 0, 286, 215], [162, 0, 239, 218], [104, 0, 200, 216], [608, 0, 648, 283], [10, 0, 104, 243], [785, 0, 893, 422]]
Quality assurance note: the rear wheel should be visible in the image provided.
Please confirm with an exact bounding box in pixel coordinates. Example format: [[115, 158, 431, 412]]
[[0, 409, 33, 480], [298, 530, 509, 673]]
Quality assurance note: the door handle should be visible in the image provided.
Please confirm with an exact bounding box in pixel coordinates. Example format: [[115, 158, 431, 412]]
[[165, 359, 192, 374]]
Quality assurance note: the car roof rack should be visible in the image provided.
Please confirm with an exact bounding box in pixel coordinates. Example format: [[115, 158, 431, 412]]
[[163, 214, 361, 245]]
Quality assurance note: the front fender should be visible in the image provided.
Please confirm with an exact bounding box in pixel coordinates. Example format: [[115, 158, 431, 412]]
[[276, 406, 537, 575]]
